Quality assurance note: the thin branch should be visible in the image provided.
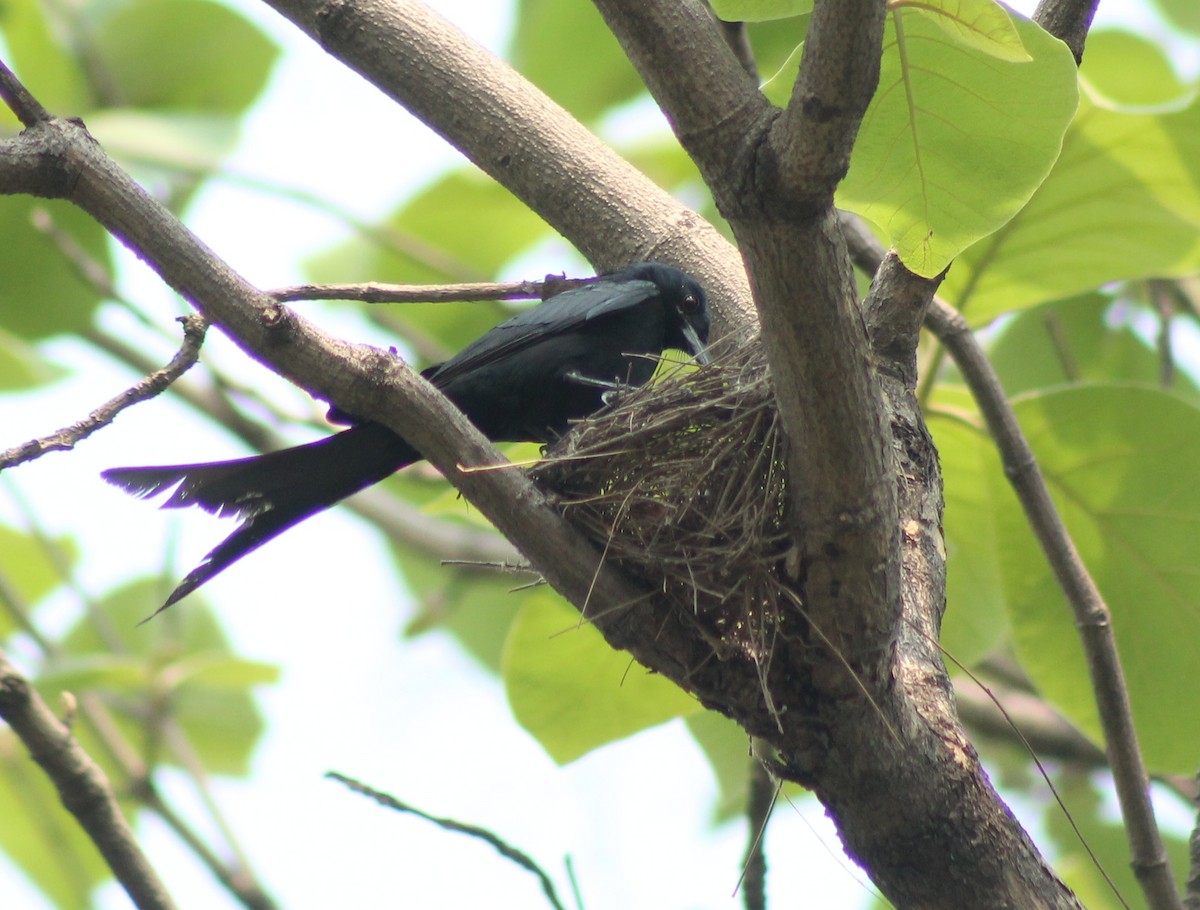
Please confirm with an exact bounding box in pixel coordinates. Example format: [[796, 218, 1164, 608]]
[[928, 300, 1180, 910], [0, 650, 178, 910], [268, 279, 548, 304], [327, 772, 568, 910], [738, 758, 774, 910], [0, 315, 207, 470]]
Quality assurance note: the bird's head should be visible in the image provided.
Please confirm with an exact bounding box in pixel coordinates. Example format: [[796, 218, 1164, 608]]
[[622, 262, 712, 365]]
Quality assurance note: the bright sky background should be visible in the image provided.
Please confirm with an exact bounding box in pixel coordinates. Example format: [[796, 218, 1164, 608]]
[[2, 1, 1197, 908]]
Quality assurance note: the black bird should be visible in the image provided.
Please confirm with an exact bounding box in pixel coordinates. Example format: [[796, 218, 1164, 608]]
[[104, 262, 710, 611]]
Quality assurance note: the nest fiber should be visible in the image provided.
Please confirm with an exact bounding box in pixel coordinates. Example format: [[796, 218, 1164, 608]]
[[533, 335, 792, 662]]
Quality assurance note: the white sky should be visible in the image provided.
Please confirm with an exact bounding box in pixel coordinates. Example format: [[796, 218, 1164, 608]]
[[1, 1, 1196, 908]]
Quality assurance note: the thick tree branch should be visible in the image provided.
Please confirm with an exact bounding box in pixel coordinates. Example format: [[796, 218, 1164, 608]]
[[0, 651, 177, 910], [585, 5, 1091, 906], [258, 0, 751, 329], [597, 0, 895, 655]]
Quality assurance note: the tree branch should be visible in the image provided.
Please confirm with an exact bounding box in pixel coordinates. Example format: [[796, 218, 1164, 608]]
[[269, 279, 546, 304], [1032, 0, 1100, 63], [258, 0, 751, 328], [0, 650, 178, 910], [0, 315, 207, 470]]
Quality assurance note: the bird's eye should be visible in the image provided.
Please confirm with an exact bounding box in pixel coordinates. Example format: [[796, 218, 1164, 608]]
[[681, 294, 700, 314]]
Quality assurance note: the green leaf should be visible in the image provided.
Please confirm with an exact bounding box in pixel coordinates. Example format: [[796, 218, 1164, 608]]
[[162, 653, 280, 690], [503, 593, 701, 763], [34, 654, 150, 692], [0, 525, 75, 637], [395, 544, 524, 674], [309, 169, 555, 368], [984, 292, 1199, 397], [941, 93, 1200, 324], [709, 0, 811, 22], [88, 108, 243, 173], [0, 198, 110, 339], [510, 0, 646, 121], [1150, 0, 1200, 35], [0, 730, 114, 909], [748, 16, 813, 101], [920, 0, 1031, 63], [1044, 770, 1189, 910], [1080, 30, 1192, 108], [43, 581, 275, 777], [0, 327, 66, 389], [0, 0, 94, 118], [996, 385, 1200, 773], [95, 0, 278, 113], [836, 5, 1078, 277], [760, 41, 805, 106], [686, 711, 754, 822], [931, 413, 1010, 665]]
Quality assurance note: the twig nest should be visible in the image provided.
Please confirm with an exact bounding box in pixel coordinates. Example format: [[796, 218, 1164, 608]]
[[533, 334, 793, 663]]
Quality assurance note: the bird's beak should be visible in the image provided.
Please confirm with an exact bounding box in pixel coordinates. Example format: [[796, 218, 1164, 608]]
[[681, 323, 712, 365]]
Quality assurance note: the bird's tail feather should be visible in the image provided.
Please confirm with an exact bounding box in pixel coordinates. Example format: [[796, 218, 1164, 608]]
[[103, 423, 418, 613]]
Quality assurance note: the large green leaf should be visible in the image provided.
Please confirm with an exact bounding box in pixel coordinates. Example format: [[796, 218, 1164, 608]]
[[836, 2, 1078, 277], [94, 0, 278, 113], [942, 86, 1200, 323], [0, 198, 111, 339], [510, 0, 646, 122], [984, 292, 1200, 399], [995, 385, 1200, 773], [1079, 30, 1192, 108], [503, 592, 701, 763], [40, 581, 276, 777]]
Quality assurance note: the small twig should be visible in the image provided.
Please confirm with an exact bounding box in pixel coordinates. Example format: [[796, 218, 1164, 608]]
[[0, 650, 178, 910], [326, 772, 568, 910], [0, 314, 207, 470], [440, 558, 536, 574], [269, 279, 551, 304]]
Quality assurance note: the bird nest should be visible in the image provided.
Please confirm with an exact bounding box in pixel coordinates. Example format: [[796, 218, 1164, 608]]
[[532, 334, 793, 663]]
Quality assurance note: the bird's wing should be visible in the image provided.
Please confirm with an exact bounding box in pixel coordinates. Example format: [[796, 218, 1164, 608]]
[[425, 278, 660, 386]]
